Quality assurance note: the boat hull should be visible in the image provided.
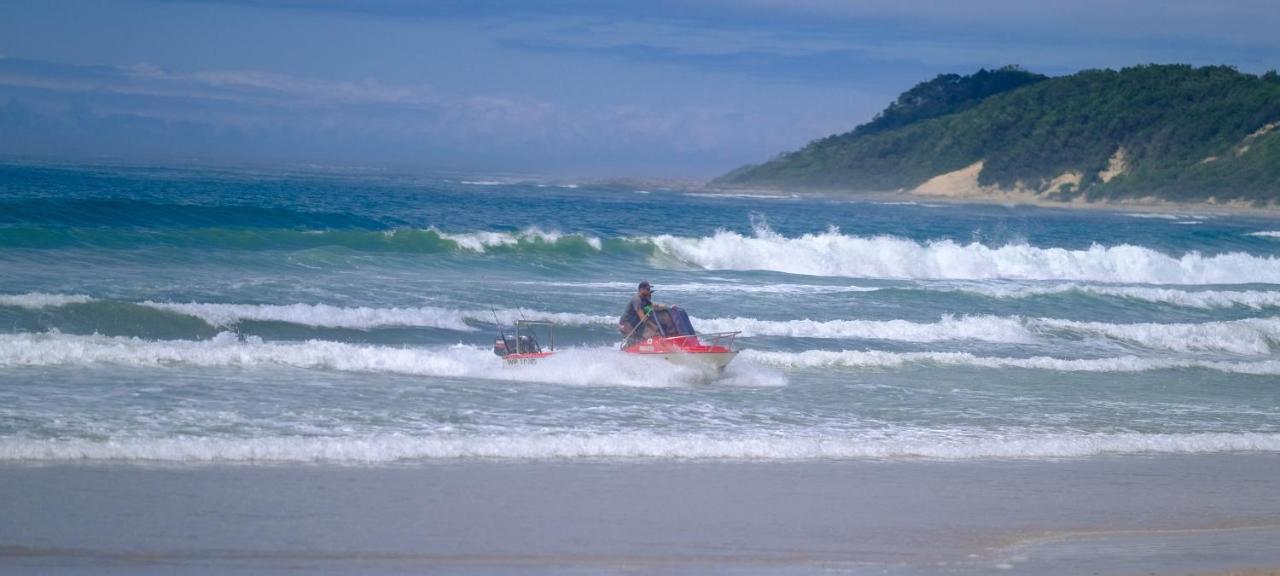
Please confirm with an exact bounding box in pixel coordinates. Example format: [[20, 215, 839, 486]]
[[631, 350, 737, 373], [502, 350, 738, 373]]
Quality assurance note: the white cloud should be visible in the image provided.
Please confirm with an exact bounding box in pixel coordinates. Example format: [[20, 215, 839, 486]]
[[720, 0, 1280, 46], [0, 56, 812, 174], [498, 2, 1279, 74]]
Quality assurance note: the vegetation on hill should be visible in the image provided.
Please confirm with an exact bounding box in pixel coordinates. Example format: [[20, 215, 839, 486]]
[[854, 66, 1047, 136], [715, 65, 1280, 204]]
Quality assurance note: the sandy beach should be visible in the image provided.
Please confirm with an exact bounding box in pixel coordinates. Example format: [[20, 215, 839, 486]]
[[3, 455, 1279, 575], [700, 183, 1280, 218]]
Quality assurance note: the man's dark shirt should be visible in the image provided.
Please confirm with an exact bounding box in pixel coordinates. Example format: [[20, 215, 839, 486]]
[[619, 294, 652, 332]]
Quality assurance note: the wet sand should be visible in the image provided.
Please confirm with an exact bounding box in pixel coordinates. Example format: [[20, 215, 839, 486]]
[[2, 454, 1279, 575]]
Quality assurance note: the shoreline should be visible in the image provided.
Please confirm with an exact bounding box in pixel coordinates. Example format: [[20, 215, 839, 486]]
[[4, 454, 1280, 575], [699, 184, 1280, 218]]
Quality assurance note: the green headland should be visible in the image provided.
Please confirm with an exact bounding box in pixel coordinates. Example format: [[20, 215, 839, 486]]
[[714, 65, 1280, 207]]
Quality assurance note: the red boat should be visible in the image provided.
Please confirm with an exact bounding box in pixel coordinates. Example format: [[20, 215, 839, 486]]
[[493, 308, 740, 372], [619, 306, 739, 372]]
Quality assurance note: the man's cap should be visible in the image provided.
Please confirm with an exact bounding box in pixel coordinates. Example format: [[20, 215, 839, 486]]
[[638, 281, 652, 291]]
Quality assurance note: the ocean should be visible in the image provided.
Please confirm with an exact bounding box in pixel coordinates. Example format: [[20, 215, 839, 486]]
[[6, 161, 1280, 575], [2, 161, 1280, 465]]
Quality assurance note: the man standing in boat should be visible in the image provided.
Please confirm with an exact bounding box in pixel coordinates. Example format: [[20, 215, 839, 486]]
[[619, 281, 666, 346]]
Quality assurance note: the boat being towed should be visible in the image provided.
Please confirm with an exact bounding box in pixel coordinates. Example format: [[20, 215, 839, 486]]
[[493, 307, 740, 372]]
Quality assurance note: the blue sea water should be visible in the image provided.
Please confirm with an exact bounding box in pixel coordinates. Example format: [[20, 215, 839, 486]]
[[2, 161, 1279, 463]]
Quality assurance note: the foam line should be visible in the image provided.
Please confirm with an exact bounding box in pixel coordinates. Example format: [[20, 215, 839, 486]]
[[435, 226, 602, 252], [941, 283, 1280, 309], [0, 292, 95, 308], [7, 332, 1280, 377], [23, 297, 1280, 353], [1034, 316, 1280, 355], [742, 349, 1280, 375], [3, 431, 1277, 463], [510, 281, 882, 294], [0, 332, 720, 387], [696, 315, 1033, 343]]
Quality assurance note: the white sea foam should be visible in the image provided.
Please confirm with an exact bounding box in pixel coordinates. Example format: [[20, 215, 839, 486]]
[[699, 314, 1280, 353], [511, 280, 881, 294], [6, 330, 1279, 382], [696, 315, 1033, 343], [742, 349, 1280, 375], [0, 292, 95, 308], [435, 226, 603, 252], [945, 283, 1280, 309], [3, 431, 1277, 463], [1248, 231, 1280, 238], [644, 225, 1280, 284], [1035, 316, 1280, 355], [0, 332, 719, 387]]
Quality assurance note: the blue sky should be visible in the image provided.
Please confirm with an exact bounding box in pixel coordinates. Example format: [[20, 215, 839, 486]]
[[2, 1, 1278, 178]]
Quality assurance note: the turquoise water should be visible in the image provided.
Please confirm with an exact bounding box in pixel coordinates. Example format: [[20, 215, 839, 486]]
[[2, 161, 1279, 462]]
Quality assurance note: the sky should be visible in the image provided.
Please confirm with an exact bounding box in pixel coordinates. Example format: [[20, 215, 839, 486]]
[[1, 0, 1278, 179]]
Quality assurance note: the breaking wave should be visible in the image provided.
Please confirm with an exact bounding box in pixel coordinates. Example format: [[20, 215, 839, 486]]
[[3, 431, 1277, 463], [644, 225, 1280, 284]]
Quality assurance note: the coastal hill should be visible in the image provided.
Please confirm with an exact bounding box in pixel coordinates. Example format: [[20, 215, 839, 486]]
[[713, 65, 1280, 206]]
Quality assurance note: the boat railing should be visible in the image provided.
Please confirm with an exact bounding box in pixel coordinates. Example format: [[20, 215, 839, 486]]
[[695, 331, 740, 350], [513, 320, 555, 354]]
